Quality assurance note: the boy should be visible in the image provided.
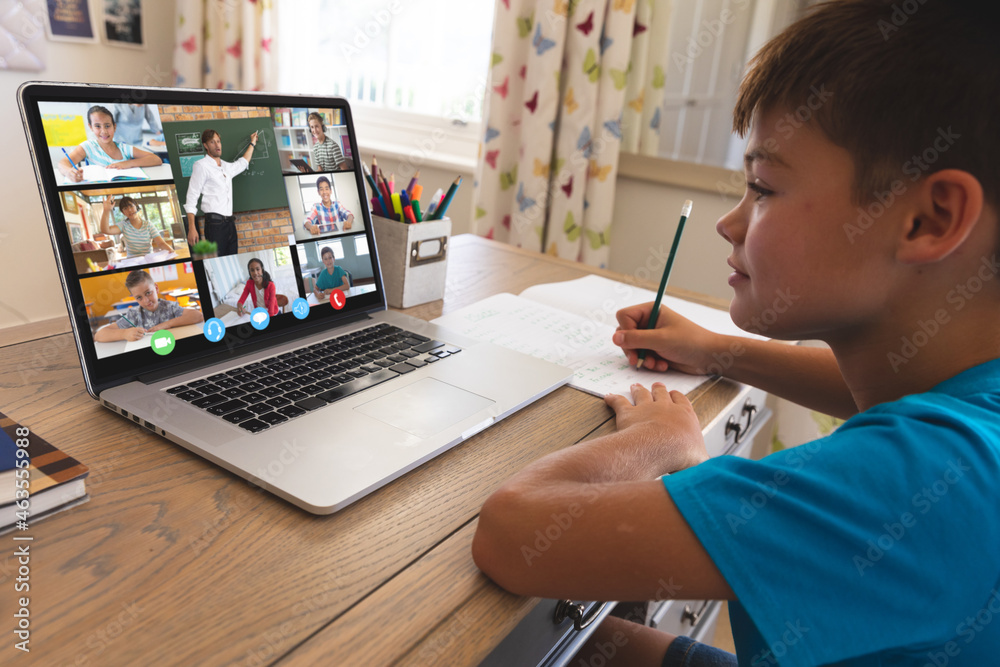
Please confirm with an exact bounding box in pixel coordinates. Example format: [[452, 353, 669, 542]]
[[303, 176, 354, 236], [95, 270, 203, 342], [472, 1, 1000, 665]]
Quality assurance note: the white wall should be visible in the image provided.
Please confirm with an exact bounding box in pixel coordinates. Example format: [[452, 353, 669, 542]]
[[609, 176, 740, 302], [0, 1, 175, 330]]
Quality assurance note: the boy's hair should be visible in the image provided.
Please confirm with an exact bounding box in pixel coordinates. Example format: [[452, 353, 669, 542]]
[[316, 176, 331, 190], [124, 270, 154, 292], [308, 112, 326, 132], [320, 246, 334, 259], [733, 0, 999, 207], [201, 128, 220, 145]]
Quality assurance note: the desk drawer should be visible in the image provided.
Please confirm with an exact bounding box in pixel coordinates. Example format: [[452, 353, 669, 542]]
[[648, 598, 722, 642], [703, 385, 770, 458], [479, 599, 615, 667]]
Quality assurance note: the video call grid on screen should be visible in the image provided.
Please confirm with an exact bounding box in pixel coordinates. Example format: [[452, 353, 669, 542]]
[[28, 93, 381, 374]]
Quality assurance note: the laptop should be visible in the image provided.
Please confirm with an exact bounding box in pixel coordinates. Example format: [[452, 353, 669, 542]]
[[18, 82, 572, 514]]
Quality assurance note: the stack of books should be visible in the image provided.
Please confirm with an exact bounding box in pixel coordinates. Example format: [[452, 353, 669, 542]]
[[1, 411, 89, 534]]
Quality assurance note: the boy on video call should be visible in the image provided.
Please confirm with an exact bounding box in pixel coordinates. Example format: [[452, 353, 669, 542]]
[[94, 270, 203, 342], [473, 1, 1000, 665]]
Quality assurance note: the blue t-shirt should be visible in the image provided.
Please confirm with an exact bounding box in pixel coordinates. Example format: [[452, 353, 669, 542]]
[[664, 358, 1000, 666], [315, 266, 347, 291]]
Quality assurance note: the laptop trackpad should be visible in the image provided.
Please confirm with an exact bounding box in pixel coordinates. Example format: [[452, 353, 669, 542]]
[[355, 378, 495, 439]]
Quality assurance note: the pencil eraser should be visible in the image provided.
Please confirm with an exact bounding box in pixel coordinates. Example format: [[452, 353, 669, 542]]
[[681, 200, 693, 217]]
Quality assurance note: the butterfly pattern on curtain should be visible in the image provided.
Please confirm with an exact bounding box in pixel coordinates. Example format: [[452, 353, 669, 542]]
[[474, 0, 672, 268], [173, 0, 276, 91]]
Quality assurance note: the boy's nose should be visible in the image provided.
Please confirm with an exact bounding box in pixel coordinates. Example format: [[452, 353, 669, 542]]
[[716, 205, 746, 245]]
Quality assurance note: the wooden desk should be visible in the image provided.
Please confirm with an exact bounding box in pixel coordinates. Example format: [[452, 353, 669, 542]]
[[0, 235, 741, 665]]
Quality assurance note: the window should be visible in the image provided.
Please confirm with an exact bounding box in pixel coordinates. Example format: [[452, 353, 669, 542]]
[[354, 236, 369, 256], [278, 1, 495, 120], [644, 0, 811, 169], [297, 239, 344, 264], [274, 246, 293, 266], [277, 1, 496, 164]]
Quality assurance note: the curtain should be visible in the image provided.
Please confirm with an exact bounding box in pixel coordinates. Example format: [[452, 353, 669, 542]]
[[173, 0, 276, 91], [474, 0, 672, 268]]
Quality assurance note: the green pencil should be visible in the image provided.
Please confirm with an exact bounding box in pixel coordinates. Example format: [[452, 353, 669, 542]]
[[637, 199, 693, 369]]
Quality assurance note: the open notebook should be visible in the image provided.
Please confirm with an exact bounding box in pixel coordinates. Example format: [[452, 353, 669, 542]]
[[433, 274, 765, 398]]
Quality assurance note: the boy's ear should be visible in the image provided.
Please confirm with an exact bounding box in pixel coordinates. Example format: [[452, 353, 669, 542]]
[[896, 169, 984, 264]]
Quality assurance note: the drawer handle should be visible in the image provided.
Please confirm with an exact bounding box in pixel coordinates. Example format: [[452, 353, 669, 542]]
[[682, 600, 711, 626], [553, 600, 611, 631], [725, 399, 758, 445]]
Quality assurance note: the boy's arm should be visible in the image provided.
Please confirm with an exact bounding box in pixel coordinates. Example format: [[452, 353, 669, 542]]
[[472, 384, 734, 602], [614, 303, 857, 419], [94, 323, 145, 342], [148, 308, 203, 332], [152, 235, 172, 252], [304, 207, 319, 234]]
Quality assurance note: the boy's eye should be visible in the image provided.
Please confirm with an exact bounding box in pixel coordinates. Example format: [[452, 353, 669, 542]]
[[746, 181, 774, 200]]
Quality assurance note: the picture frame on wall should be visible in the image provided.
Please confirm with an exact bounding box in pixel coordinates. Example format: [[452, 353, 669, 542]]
[[68, 222, 85, 245], [61, 191, 79, 215], [102, 0, 143, 49], [44, 0, 99, 43]]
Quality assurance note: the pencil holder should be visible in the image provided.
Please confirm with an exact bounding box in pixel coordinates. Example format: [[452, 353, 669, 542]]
[[370, 215, 451, 309]]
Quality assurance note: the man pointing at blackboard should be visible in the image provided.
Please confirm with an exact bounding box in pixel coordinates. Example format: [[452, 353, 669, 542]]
[[185, 128, 258, 256]]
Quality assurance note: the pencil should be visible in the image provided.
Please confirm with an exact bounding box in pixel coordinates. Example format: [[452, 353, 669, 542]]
[[61, 147, 80, 170], [430, 176, 461, 221], [637, 199, 693, 369]]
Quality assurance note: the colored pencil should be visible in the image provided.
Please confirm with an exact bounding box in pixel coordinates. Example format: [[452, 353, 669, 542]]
[[637, 200, 693, 369]]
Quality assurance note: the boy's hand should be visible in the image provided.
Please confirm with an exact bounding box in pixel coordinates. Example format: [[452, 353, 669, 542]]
[[102, 195, 116, 213], [124, 327, 147, 341], [605, 383, 708, 471], [613, 303, 723, 375]]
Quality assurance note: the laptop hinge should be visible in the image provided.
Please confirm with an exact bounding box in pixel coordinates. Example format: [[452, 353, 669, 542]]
[[136, 312, 372, 385]]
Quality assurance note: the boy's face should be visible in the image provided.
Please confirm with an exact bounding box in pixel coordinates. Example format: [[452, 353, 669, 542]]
[[129, 280, 159, 312], [716, 108, 898, 341], [317, 181, 332, 205]]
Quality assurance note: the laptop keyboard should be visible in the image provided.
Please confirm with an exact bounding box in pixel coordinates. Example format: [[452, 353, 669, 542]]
[[164, 323, 461, 434]]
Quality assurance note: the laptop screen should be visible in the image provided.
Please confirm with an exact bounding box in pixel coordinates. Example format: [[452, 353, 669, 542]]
[[19, 83, 386, 395]]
